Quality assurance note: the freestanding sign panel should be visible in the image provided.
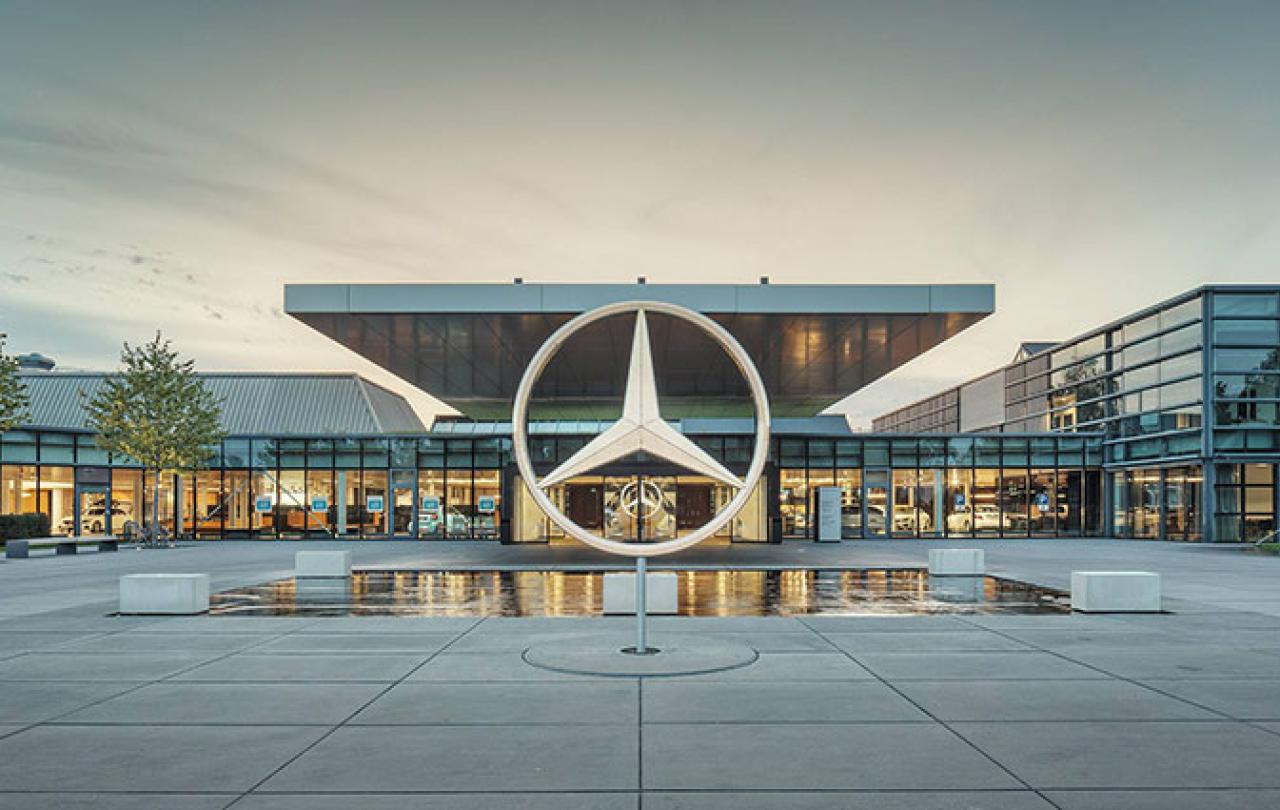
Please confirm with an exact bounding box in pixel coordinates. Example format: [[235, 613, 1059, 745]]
[[816, 486, 842, 542], [254, 496, 273, 513]]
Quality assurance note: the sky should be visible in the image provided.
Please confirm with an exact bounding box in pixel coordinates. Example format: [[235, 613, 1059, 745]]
[[1, 0, 1278, 427]]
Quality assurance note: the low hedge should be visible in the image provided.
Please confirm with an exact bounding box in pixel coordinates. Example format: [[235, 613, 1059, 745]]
[[0, 514, 51, 541]]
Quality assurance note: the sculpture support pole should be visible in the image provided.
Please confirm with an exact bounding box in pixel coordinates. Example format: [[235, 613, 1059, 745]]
[[635, 556, 648, 653]]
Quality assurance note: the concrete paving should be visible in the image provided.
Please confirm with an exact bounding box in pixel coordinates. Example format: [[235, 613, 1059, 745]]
[[1, 539, 1280, 807]]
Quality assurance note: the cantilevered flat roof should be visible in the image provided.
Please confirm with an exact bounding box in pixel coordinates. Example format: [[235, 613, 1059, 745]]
[[286, 282, 993, 316], [285, 281, 994, 419]]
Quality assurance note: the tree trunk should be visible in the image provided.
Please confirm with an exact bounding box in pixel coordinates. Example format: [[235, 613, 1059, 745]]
[[151, 468, 161, 546]]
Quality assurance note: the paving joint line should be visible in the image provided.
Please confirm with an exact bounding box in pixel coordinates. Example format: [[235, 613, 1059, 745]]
[[798, 616, 1064, 810], [221, 614, 491, 809], [950, 614, 1252, 724], [0, 621, 311, 743]]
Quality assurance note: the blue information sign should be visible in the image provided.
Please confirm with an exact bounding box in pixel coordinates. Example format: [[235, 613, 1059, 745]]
[[311, 497, 328, 512], [254, 496, 273, 513], [366, 495, 385, 513]]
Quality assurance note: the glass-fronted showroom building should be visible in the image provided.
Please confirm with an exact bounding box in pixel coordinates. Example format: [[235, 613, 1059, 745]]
[[874, 285, 1280, 542], [13, 280, 1273, 544], [0, 419, 1103, 543]]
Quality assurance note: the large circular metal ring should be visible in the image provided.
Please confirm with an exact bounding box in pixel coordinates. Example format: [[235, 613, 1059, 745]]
[[511, 300, 770, 558]]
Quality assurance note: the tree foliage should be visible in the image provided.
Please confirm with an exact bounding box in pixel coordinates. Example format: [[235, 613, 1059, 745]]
[[85, 333, 226, 473], [0, 333, 31, 433]]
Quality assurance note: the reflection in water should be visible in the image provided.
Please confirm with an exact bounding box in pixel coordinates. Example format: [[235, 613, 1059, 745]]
[[211, 569, 1068, 617]]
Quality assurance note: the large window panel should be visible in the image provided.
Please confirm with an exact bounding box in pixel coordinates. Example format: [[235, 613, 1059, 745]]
[[223, 470, 250, 535], [891, 468, 921, 537], [362, 470, 388, 536], [473, 469, 501, 539], [1216, 348, 1280, 375], [1, 431, 37, 463], [1029, 469, 1056, 536], [944, 468, 974, 537], [306, 470, 335, 536], [1, 465, 37, 515], [1057, 469, 1083, 536], [836, 468, 862, 539], [446, 469, 472, 539], [1000, 469, 1029, 537], [193, 469, 223, 538], [1158, 324, 1201, 356], [780, 468, 808, 539], [1214, 319, 1279, 346], [1215, 293, 1279, 317]]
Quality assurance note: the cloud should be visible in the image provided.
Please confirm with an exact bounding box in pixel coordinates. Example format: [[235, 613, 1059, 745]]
[[0, 114, 168, 158]]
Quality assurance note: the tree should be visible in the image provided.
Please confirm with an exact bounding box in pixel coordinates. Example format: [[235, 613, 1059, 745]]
[[0, 333, 31, 435], [85, 333, 225, 545]]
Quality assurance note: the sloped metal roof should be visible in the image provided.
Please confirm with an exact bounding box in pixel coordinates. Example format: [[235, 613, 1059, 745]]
[[16, 372, 425, 436], [1012, 341, 1057, 362]]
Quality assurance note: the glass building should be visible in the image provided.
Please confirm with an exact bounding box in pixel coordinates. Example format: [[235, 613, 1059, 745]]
[[874, 285, 1280, 542], [27, 279, 1271, 544], [0, 421, 1103, 543]]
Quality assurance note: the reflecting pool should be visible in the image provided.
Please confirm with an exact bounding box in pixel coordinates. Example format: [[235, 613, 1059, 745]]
[[210, 568, 1069, 617]]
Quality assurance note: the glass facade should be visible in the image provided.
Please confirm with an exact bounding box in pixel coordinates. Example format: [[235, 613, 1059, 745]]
[[769, 434, 1102, 540], [1, 428, 1104, 542], [8, 286, 1276, 545], [873, 286, 1280, 542]]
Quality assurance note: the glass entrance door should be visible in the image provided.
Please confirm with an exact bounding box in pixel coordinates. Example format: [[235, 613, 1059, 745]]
[[76, 485, 111, 537], [864, 469, 889, 538], [564, 480, 604, 533]]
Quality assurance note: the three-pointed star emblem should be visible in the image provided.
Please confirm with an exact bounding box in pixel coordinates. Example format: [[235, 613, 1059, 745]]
[[538, 310, 746, 490]]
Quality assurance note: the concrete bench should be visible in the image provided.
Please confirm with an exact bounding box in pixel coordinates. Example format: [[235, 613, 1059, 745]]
[[119, 574, 210, 615], [928, 548, 984, 576], [603, 571, 679, 615], [295, 550, 352, 578], [1071, 571, 1161, 613], [5, 537, 120, 559], [930, 575, 986, 604]]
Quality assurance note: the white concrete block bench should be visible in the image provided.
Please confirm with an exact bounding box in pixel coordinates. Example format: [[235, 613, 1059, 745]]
[[928, 548, 984, 576], [1071, 571, 1161, 613], [603, 572, 679, 614], [295, 550, 352, 578], [119, 574, 210, 615], [6, 537, 120, 558]]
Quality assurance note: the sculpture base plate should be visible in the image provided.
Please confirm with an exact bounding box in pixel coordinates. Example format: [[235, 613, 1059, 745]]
[[523, 633, 758, 677]]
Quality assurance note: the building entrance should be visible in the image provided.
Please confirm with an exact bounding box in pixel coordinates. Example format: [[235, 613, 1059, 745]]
[[76, 484, 111, 536], [563, 481, 604, 532]]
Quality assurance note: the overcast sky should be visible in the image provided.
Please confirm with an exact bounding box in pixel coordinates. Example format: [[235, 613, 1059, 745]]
[[2, 0, 1278, 426]]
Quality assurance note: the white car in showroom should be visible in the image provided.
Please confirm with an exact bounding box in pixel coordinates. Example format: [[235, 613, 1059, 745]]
[[892, 505, 933, 533], [58, 504, 131, 535], [945, 504, 1011, 533]]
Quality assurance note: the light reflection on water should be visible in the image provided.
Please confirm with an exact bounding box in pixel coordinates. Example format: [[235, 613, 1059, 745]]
[[210, 569, 1069, 617]]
